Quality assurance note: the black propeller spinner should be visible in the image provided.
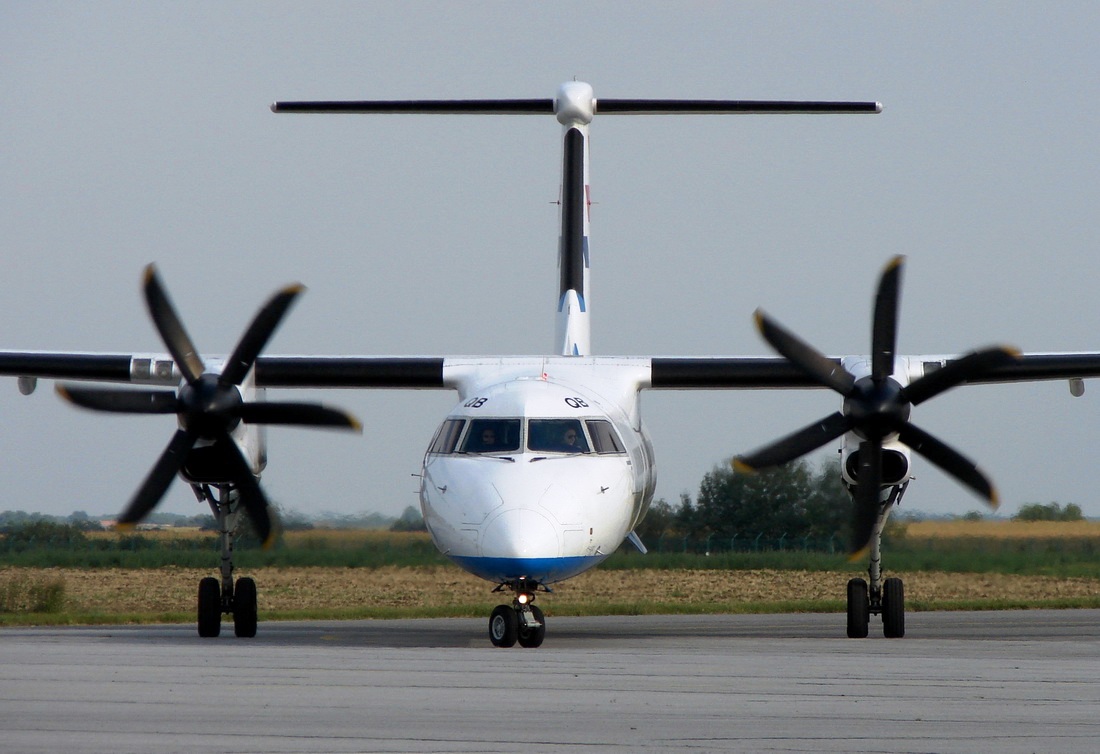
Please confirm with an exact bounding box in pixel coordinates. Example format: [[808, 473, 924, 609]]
[[732, 255, 1019, 557], [57, 265, 362, 546]]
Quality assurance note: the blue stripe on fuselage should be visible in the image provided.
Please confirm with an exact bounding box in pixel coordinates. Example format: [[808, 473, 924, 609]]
[[449, 554, 605, 584]]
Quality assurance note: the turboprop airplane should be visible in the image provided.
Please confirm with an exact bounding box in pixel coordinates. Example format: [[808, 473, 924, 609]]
[[4, 81, 1100, 645]]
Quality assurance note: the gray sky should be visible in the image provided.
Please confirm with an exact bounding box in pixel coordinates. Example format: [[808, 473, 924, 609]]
[[3, 2, 1100, 522]]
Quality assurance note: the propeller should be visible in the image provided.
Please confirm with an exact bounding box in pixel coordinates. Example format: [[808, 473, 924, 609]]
[[732, 255, 1019, 557], [58, 265, 362, 546]]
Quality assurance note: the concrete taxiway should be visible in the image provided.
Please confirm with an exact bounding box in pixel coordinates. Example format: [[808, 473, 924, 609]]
[[2, 610, 1099, 753]]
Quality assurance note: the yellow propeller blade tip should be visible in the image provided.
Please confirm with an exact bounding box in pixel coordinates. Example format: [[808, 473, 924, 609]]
[[115, 521, 137, 534], [731, 458, 756, 475], [847, 545, 870, 563], [751, 309, 765, 332]]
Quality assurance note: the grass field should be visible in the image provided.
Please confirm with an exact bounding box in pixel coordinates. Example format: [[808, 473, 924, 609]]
[[2, 520, 1099, 625]]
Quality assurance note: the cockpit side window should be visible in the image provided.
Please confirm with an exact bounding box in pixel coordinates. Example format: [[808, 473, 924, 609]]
[[586, 420, 625, 454], [428, 419, 465, 454], [527, 419, 589, 453], [462, 419, 521, 453]]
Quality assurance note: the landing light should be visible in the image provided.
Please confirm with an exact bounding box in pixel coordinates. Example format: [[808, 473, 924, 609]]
[[517, 593, 530, 605]]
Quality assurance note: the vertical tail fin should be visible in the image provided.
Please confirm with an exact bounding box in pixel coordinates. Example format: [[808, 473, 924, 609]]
[[555, 83, 594, 356]]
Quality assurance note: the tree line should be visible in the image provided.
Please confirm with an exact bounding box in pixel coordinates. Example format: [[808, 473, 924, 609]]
[[634, 459, 852, 550], [2, 461, 1087, 553]]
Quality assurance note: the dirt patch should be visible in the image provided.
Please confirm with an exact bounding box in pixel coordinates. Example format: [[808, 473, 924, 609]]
[[903, 520, 1100, 539], [5, 566, 1099, 615]]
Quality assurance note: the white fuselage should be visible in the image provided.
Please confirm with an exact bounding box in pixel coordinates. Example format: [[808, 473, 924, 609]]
[[419, 359, 655, 584]]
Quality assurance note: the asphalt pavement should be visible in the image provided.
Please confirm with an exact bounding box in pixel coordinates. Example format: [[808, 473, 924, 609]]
[[2, 611, 1098, 753]]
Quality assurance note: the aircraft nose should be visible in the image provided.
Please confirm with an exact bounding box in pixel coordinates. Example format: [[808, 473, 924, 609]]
[[481, 507, 558, 559]]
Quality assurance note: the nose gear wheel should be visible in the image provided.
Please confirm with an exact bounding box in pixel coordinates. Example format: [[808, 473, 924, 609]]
[[489, 578, 547, 648]]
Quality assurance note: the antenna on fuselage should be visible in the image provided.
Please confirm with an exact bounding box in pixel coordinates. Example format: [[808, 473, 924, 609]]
[[270, 86, 881, 357]]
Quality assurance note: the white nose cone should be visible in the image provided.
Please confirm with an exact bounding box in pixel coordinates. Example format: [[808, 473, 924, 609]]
[[481, 507, 559, 559]]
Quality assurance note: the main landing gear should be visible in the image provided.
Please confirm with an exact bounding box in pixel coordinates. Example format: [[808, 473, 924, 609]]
[[846, 483, 906, 639], [194, 484, 259, 638], [488, 578, 547, 648], [846, 575, 905, 639]]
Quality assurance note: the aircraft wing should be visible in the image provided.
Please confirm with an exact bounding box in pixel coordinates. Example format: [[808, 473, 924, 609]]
[[0, 352, 137, 382], [648, 357, 822, 388], [0, 352, 452, 391], [255, 357, 446, 388], [2, 351, 1100, 392], [970, 353, 1100, 384], [647, 353, 1100, 390]]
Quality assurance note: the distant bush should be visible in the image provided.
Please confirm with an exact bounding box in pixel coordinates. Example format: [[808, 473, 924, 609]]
[[0, 520, 89, 550], [390, 505, 427, 532], [1013, 502, 1084, 522]]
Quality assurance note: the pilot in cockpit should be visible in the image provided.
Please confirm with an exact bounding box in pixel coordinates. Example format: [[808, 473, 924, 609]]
[[478, 427, 498, 451], [560, 427, 582, 452]]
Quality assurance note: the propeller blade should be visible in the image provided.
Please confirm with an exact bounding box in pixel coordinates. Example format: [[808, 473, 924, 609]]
[[117, 429, 196, 527], [896, 422, 999, 507], [902, 346, 1021, 406], [143, 265, 204, 384], [849, 440, 883, 559], [733, 412, 853, 472], [219, 440, 276, 547], [871, 256, 904, 382], [754, 310, 855, 396], [57, 385, 178, 414], [237, 401, 362, 430], [220, 284, 305, 387]]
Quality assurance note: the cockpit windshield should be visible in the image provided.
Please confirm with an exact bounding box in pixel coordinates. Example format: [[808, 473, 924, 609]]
[[461, 419, 521, 453], [527, 419, 589, 453], [428, 416, 626, 456]]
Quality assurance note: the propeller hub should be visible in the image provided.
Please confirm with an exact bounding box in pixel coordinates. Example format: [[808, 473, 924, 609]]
[[178, 374, 243, 436], [844, 376, 910, 440]]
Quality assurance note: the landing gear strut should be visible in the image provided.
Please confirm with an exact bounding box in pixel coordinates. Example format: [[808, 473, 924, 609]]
[[845, 482, 906, 638], [488, 578, 547, 648], [194, 484, 259, 638]]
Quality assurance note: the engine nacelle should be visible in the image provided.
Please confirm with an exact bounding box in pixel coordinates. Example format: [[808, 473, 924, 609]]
[[840, 436, 911, 488]]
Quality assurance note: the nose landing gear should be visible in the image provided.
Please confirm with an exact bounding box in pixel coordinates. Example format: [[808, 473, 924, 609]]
[[489, 578, 547, 648]]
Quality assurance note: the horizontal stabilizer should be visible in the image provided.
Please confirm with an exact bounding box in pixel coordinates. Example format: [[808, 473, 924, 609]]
[[271, 99, 554, 114], [595, 99, 882, 114], [272, 98, 881, 116]]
